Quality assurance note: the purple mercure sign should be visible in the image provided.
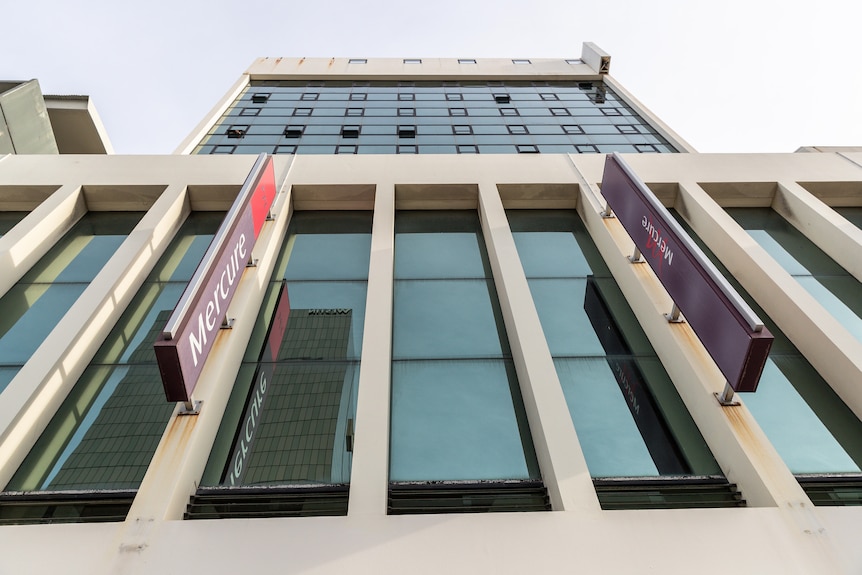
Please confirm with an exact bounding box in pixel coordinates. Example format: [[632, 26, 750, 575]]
[[155, 154, 277, 403], [600, 153, 772, 392]]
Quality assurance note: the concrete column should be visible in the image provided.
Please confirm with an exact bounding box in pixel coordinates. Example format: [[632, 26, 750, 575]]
[[478, 181, 600, 512], [348, 183, 394, 516], [0, 183, 189, 487], [0, 183, 86, 298], [773, 180, 862, 284]]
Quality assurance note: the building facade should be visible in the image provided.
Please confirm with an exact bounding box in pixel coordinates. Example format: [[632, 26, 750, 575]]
[[0, 43, 862, 573]]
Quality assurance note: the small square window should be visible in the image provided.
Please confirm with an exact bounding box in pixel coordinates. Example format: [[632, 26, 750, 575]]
[[494, 94, 511, 104], [274, 145, 297, 154], [398, 125, 417, 138], [398, 107, 416, 116], [211, 145, 236, 154], [452, 125, 473, 135], [283, 126, 304, 138], [576, 144, 599, 153], [499, 108, 519, 116], [348, 58, 367, 64], [398, 93, 415, 101], [403, 58, 422, 64], [293, 108, 313, 117], [397, 145, 418, 154], [539, 93, 559, 101], [512, 59, 531, 65], [565, 59, 583, 65], [350, 93, 367, 101], [562, 125, 584, 134], [301, 93, 319, 101], [616, 125, 638, 134], [516, 145, 539, 154], [345, 108, 364, 117], [251, 93, 271, 104], [239, 107, 261, 116], [227, 125, 248, 138], [458, 59, 477, 64], [341, 125, 361, 138], [636, 144, 659, 153], [601, 108, 622, 116], [457, 145, 479, 154], [507, 125, 528, 135], [550, 108, 571, 116], [336, 145, 358, 154], [449, 108, 468, 116], [445, 93, 463, 101]]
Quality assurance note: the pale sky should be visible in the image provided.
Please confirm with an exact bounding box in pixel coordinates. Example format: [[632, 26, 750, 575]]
[[4, 0, 860, 154]]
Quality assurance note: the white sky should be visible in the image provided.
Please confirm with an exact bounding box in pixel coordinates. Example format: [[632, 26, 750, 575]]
[[4, 0, 860, 154]]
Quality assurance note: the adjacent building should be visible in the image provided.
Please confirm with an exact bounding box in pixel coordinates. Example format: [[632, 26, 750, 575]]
[[0, 43, 861, 573]]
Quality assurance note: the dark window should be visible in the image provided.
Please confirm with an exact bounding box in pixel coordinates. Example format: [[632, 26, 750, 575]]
[[398, 93, 415, 101], [341, 125, 361, 138], [239, 108, 261, 116], [601, 108, 622, 116], [446, 93, 464, 101], [507, 125, 529, 135], [562, 125, 584, 134], [273, 145, 297, 154], [403, 58, 421, 64], [211, 145, 236, 154], [576, 144, 599, 153], [227, 125, 248, 138], [336, 145, 358, 154], [539, 93, 559, 101], [449, 108, 468, 116], [345, 108, 364, 117], [516, 145, 539, 154], [616, 125, 638, 134], [398, 126, 417, 138], [283, 126, 304, 138], [397, 145, 418, 154], [457, 145, 479, 154], [350, 93, 367, 101], [458, 59, 477, 64], [635, 144, 659, 153], [301, 93, 320, 101], [550, 108, 571, 116], [512, 59, 531, 64], [293, 108, 313, 117], [348, 58, 367, 64], [452, 125, 473, 135], [578, 82, 593, 90], [398, 108, 416, 117], [494, 94, 511, 104], [251, 93, 271, 104], [499, 108, 519, 116]]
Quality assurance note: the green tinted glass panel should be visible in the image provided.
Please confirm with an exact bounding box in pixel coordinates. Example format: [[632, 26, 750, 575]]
[[7, 212, 222, 491]]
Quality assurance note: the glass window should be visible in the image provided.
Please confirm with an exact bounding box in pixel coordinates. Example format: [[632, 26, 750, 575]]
[[508, 210, 721, 478], [0, 212, 26, 237], [403, 59, 422, 64], [7, 212, 224, 491], [348, 59, 367, 64], [0, 213, 141, 392], [458, 59, 477, 64], [200, 212, 372, 488], [675, 211, 862, 474], [452, 125, 473, 135], [512, 59, 531, 65], [390, 211, 540, 482], [728, 208, 862, 345]]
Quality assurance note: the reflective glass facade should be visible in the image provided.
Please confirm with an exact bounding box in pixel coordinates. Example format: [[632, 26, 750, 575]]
[[389, 211, 540, 482], [7, 213, 222, 491], [508, 210, 720, 477], [195, 81, 676, 156], [201, 212, 371, 488], [728, 208, 862, 345], [0, 213, 140, 392]]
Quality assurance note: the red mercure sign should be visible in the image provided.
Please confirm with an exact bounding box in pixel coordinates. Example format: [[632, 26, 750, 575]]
[[600, 153, 773, 392], [155, 154, 277, 403]]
